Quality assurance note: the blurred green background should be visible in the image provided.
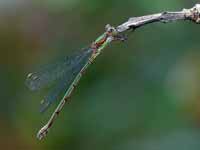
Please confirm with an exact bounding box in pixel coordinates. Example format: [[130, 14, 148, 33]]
[[1, 0, 200, 149]]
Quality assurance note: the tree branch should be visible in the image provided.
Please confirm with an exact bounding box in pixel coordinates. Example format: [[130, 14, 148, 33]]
[[116, 4, 200, 33]]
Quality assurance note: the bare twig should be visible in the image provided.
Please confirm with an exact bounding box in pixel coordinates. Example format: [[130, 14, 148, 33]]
[[116, 4, 200, 33]]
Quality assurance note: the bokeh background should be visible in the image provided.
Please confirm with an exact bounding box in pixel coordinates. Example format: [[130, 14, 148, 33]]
[[1, 0, 200, 149]]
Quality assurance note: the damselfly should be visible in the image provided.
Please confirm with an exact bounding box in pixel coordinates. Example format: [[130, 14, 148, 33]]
[[26, 25, 125, 140]]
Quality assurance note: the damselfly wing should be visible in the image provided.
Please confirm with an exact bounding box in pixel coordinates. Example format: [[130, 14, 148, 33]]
[[26, 47, 93, 112]]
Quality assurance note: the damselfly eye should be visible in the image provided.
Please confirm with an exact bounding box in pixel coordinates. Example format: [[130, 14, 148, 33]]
[[109, 28, 114, 32]]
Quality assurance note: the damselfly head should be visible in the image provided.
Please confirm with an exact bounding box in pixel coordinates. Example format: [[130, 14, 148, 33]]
[[105, 24, 117, 35], [105, 24, 127, 42]]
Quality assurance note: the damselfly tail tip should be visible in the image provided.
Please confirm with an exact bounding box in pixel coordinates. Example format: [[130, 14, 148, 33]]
[[37, 125, 49, 140]]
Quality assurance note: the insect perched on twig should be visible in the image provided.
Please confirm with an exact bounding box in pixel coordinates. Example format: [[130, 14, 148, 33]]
[[26, 25, 125, 140], [26, 4, 200, 140]]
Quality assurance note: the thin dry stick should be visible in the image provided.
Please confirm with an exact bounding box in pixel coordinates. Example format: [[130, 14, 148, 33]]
[[116, 4, 200, 32], [37, 4, 200, 140]]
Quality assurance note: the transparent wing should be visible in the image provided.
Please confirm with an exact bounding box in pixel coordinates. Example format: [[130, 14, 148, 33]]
[[26, 47, 93, 112], [25, 48, 93, 91], [39, 76, 70, 113]]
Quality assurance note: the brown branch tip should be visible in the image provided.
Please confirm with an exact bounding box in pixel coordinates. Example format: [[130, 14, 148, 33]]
[[116, 4, 200, 33], [184, 4, 200, 23]]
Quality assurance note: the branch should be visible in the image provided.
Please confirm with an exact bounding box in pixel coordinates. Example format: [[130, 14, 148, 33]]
[[116, 4, 200, 33]]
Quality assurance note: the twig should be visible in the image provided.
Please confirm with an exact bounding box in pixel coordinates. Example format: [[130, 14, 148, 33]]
[[116, 4, 200, 33]]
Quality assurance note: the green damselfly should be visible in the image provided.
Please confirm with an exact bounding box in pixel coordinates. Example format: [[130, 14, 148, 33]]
[[26, 25, 125, 140]]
